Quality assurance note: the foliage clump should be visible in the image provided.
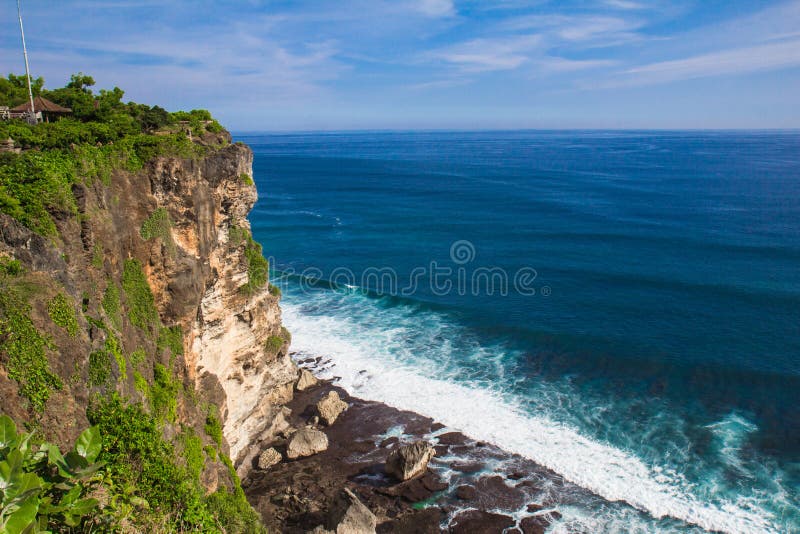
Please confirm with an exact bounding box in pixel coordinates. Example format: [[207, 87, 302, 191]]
[[0, 287, 62, 412], [157, 325, 183, 360], [140, 207, 176, 255], [121, 259, 159, 332], [87, 395, 264, 533], [47, 292, 79, 336], [101, 280, 121, 331], [265, 335, 285, 354], [239, 173, 254, 186], [0, 415, 106, 532], [204, 405, 223, 448], [242, 234, 269, 295], [151, 363, 179, 423]]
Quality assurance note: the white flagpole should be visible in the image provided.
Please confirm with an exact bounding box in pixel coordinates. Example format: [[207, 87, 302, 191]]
[[17, 0, 37, 124]]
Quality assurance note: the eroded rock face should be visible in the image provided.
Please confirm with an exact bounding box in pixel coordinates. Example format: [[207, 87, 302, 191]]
[[297, 369, 319, 391], [326, 488, 377, 534], [257, 447, 282, 470], [287, 428, 329, 459], [385, 441, 435, 481], [317, 391, 348, 426]]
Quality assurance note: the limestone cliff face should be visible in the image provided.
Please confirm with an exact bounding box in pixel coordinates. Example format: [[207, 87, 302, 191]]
[[0, 132, 296, 477], [138, 137, 299, 467]]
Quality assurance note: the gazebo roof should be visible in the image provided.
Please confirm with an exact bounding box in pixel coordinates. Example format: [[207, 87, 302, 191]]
[[10, 96, 72, 113]]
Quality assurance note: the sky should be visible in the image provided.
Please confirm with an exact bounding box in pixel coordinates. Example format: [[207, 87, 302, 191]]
[[1, 0, 799, 130]]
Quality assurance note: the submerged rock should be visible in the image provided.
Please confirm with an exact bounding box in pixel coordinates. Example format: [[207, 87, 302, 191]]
[[519, 511, 562, 534], [449, 510, 515, 533], [385, 441, 435, 481], [287, 428, 329, 459], [297, 369, 319, 391], [317, 391, 349, 425], [257, 447, 282, 470]]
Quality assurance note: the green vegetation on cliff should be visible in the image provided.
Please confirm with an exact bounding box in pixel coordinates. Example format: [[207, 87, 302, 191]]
[[0, 74, 267, 532]]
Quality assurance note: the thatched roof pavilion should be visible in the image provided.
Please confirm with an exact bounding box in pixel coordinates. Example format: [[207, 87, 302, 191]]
[[10, 96, 72, 122]]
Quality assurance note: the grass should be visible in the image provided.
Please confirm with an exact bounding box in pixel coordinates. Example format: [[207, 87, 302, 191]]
[[157, 325, 183, 360], [239, 173, 254, 186], [241, 235, 269, 295], [265, 335, 284, 354], [204, 405, 223, 448]]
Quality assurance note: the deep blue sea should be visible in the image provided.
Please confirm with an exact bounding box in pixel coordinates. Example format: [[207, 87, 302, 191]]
[[240, 130, 800, 533]]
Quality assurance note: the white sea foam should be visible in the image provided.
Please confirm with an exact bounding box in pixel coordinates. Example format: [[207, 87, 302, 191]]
[[281, 295, 779, 533]]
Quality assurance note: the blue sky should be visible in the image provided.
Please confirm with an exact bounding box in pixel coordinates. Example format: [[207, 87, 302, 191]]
[[1, 0, 799, 130]]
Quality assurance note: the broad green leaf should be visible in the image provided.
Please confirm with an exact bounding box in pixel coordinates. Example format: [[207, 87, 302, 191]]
[[0, 417, 17, 449], [0, 460, 12, 489], [45, 446, 72, 479], [59, 485, 81, 506], [2, 496, 38, 534], [63, 451, 87, 472], [73, 427, 101, 463], [67, 497, 98, 516]]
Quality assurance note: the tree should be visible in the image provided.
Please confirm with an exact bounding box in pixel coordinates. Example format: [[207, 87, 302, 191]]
[[0, 73, 44, 106]]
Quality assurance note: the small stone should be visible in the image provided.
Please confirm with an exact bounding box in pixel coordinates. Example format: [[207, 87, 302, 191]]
[[297, 369, 319, 391], [385, 441, 435, 481], [317, 390, 348, 426], [257, 447, 282, 470], [310, 415, 320, 426], [286, 428, 329, 459]]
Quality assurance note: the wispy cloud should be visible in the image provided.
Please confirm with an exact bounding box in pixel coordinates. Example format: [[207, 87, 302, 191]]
[[413, 0, 455, 17], [429, 34, 542, 72], [608, 39, 800, 87], [603, 0, 645, 10]]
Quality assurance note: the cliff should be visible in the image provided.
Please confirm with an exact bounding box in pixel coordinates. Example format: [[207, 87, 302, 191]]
[[0, 127, 296, 530]]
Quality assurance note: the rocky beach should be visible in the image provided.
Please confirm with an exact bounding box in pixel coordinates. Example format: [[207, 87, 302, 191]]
[[244, 355, 569, 533]]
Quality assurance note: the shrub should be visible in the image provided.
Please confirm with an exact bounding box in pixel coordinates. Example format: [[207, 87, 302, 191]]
[[239, 173, 254, 186], [157, 325, 183, 360], [88, 349, 111, 387], [204, 405, 223, 448], [130, 348, 147, 367], [0, 287, 62, 411], [47, 292, 79, 336], [0, 256, 22, 276], [268, 283, 282, 297], [151, 363, 178, 423], [241, 235, 268, 295], [140, 207, 175, 256], [0, 415, 106, 532], [121, 259, 159, 332], [265, 335, 284, 354]]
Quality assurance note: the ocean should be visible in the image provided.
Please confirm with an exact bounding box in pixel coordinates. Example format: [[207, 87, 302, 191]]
[[239, 130, 800, 533]]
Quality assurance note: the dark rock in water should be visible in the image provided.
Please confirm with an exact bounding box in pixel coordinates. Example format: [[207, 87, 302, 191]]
[[430, 423, 446, 432], [450, 461, 483, 474], [526, 503, 544, 513], [436, 432, 468, 446], [434, 445, 449, 457], [507, 471, 525, 480], [385, 441, 435, 481], [473, 475, 526, 511], [455, 485, 477, 500], [378, 507, 445, 534], [380, 436, 400, 448], [379, 472, 446, 503], [520, 512, 562, 534], [507, 529, 523, 534], [449, 510, 515, 533]]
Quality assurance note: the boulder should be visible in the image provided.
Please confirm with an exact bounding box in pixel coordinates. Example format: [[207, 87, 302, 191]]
[[257, 447, 282, 470], [297, 369, 319, 391], [326, 488, 377, 534], [286, 428, 329, 459], [317, 391, 348, 425], [385, 441, 435, 481], [519, 512, 561, 534]]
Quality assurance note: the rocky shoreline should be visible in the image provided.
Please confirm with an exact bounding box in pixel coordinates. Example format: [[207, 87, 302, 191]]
[[243, 356, 570, 533]]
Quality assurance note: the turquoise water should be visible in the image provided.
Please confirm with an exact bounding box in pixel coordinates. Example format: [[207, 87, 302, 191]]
[[241, 130, 800, 532]]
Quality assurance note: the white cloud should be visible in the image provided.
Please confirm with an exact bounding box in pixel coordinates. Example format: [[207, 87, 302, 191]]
[[611, 39, 800, 86], [414, 0, 455, 17], [535, 57, 618, 72], [603, 0, 645, 10], [430, 34, 542, 72]]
